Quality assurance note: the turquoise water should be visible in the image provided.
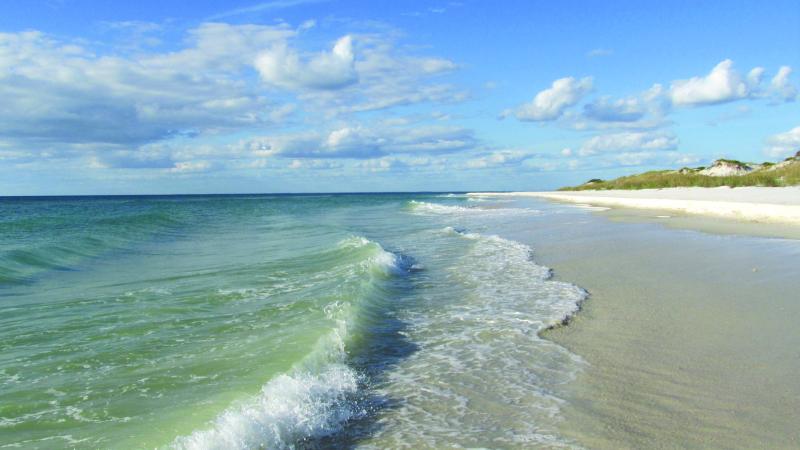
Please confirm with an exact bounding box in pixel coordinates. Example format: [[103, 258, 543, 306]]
[[0, 194, 586, 449]]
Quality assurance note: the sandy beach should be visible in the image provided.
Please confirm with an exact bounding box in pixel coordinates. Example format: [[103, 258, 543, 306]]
[[489, 196, 800, 449], [468, 187, 800, 225]]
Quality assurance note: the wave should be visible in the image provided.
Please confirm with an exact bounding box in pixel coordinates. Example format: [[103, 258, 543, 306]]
[[445, 226, 586, 330], [353, 225, 588, 446], [407, 200, 539, 216], [171, 237, 405, 450], [0, 209, 188, 286], [0, 240, 102, 285]]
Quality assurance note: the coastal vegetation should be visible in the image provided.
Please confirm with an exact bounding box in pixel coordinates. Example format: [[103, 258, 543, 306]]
[[561, 153, 800, 191]]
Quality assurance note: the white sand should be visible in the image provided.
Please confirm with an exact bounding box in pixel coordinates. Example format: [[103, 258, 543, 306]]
[[468, 187, 800, 225]]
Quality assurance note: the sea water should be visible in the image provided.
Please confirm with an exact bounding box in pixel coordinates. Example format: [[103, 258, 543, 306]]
[[0, 194, 585, 449]]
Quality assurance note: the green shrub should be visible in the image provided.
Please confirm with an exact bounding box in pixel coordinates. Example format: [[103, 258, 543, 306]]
[[560, 160, 800, 191]]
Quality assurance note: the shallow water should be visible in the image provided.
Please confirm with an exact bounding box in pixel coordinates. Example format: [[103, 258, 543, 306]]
[[1, 194, 586, 449]]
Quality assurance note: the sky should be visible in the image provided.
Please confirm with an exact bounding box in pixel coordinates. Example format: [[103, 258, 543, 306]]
[[1, 0, 799, 194]]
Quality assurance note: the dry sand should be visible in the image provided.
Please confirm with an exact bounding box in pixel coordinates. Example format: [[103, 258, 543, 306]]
[[469, 187, 800, 225]]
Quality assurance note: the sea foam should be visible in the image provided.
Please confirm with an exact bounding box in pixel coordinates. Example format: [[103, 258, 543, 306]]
[[171, 236, 404, 450], [407, 200, 539, 216], [354, 215, 587, 447], [172, 364, 361, 450]]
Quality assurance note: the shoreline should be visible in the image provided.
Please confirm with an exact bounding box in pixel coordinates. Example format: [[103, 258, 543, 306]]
[[493, 196, 800, 448], [468, 186, 800, 225]]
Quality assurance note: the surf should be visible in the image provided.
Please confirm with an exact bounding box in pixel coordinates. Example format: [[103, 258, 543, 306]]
[[171, 236, 409, 450]]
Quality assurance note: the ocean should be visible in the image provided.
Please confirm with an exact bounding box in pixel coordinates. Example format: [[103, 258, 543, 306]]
[[0, 194, 587, 449]]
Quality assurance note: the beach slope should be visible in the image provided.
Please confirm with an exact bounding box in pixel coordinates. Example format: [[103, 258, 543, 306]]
[[469, 187, 800, 225]]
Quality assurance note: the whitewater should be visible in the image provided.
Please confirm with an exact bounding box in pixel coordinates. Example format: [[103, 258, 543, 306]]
[[0, 194, 586, 449]]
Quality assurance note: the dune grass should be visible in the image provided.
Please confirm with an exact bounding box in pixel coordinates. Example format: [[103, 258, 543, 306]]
[[561, 160, 800, 191]]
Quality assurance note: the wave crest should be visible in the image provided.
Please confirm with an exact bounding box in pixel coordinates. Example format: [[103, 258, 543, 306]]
[[171, 236, 403, 450], [172, 365, 361, 450]]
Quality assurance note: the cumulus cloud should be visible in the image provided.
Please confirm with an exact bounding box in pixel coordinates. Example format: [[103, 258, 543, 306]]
[[327, 35, 463, 113], [514, 60, 795, 134], [579, 131, 678, 156], [0, 23, 465, 171], [0, 24, 293, 152], [747, 67, 765, 88], [255, 35, 358, 90], [669, 60, 797, 106], [511, 76, 593, 121], [770, 66, 798, 101], [253, 31, 463, 114], [670, 59, 752, 106], [764, 126, 800, 158]]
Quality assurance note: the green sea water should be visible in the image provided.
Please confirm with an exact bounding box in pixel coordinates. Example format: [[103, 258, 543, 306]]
[[0, 194, 586, 449]]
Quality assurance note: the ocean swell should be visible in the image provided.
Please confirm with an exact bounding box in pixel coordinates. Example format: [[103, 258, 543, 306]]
[[171, 237, 405, 450]]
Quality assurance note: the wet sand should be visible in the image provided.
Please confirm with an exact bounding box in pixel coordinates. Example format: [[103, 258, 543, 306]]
[[499, 199, 800, 449]]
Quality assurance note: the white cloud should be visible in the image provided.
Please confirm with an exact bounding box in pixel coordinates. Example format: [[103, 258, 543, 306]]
[[0, 24, 465, 170], [571, 84, 669, 130], [327, 35, 462, 113], [770, 66, 798, 101], [747, 67, 765, 87], [419, 58, 458, 74], [288, 159, 342, 169], [511, 76, 593, 121], [764, 126, 800, 158], [245, 123, 476, 159], [521, 61, 794, 133], [89, 148, 175, 169], [0, 24, 293, 152], [669, 61, 796, 106], [465, 150, 532, 169], [670, 59, 751, 106], [298, 19, 317, 31], [607, 151, 698, 167], [255, 35, 358, 90], [583, 96, 646, 122], [255, 32, 464, 115], [355, 156, 444, 172], [579, 131, 678, 156], [169, 160, 213, 173], [356, 157, 401, 172]]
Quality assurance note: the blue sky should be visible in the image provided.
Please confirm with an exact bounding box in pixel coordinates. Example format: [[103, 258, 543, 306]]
[[1, 0, 799, 194]]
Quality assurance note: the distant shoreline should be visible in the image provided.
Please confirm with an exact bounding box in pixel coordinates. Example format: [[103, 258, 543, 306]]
[[468, 186, 800, 225]]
